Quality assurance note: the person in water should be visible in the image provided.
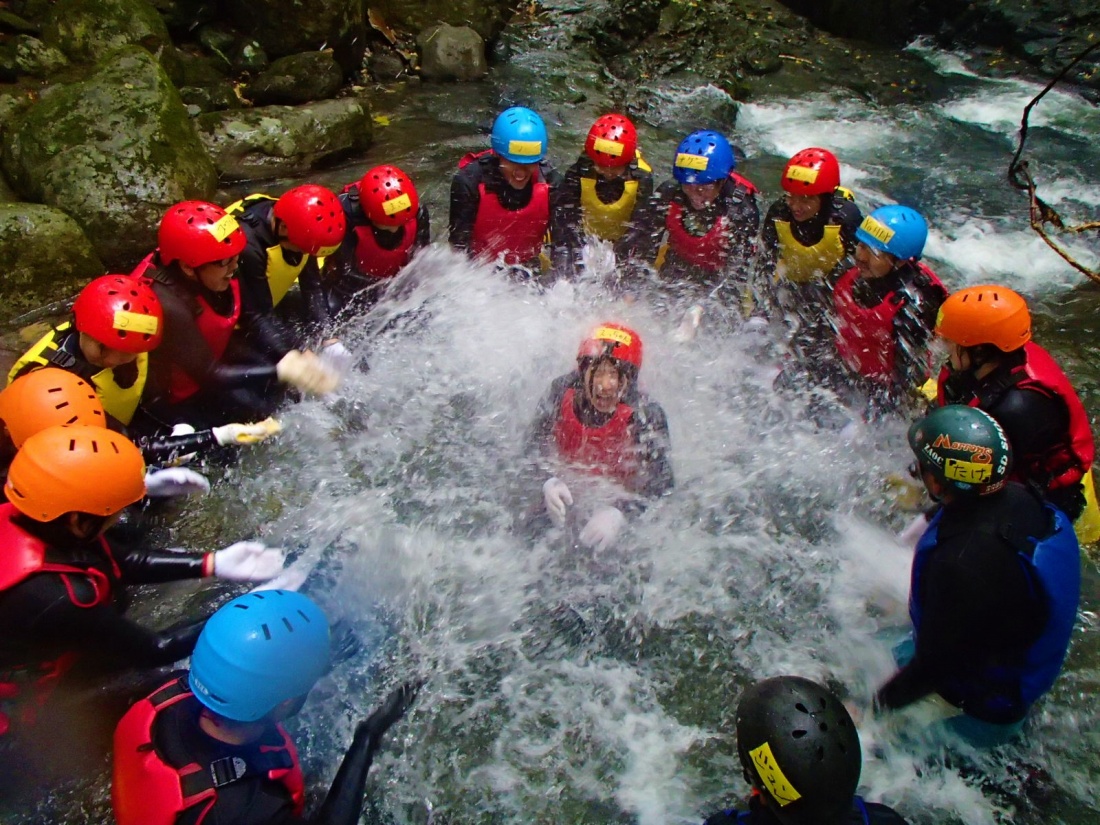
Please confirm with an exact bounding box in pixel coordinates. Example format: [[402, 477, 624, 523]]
[[876, 405, 1080, 747], [327, 164, 431, 316], [932, 284, 1094, 522], [705, 676, 909, 825], [754, 147, 862, 359], [525, 322, 673, 550], [113, 589, 419, 825], [229, 184, 348, 366], [449, 106, 562, 278], [0, 424, 287, 743], [140, 201, 339, 428], [640, 129, 759, 309], [830, 204, 947, 412], [552, 113, 654, 280]]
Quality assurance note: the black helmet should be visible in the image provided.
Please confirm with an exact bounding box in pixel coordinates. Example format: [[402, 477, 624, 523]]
[[735, 676, 861, 825], [908, 405, 1011, 497]]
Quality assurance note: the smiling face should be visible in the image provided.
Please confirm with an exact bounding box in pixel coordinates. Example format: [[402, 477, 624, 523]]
[[192, 254, 240, 292], [498, 157, 538, 190], [786, 192, 823, 223], [682, 181, 722, 211], [584, 360, 626, 414]]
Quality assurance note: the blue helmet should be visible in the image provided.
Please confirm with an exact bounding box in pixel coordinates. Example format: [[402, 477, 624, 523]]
[[189, 590, 331, 722], [673, 130, 734, 184], [490, 106, 547, 163], [855, 204, 928, 260]]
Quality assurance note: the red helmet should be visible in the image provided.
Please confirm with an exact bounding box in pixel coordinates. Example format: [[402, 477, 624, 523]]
[[272, 184, 346, 256], [781, 148, 841, 196], [158, 201, 247, 269], [359, 165, 419, 228], [577, 323, 643, 373], [72, 274, 163, 353], [584, 114, 637, 168]]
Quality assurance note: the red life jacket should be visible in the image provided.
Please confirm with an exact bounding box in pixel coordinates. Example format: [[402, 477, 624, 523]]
[[340, 182, 418, 280], [936, 341, 1095, 491], [552, 388, 636, 485], [664, 172, 758, 273], [167, 280, 242, 404], [0, 503, 119, 735], [461, 150, 549, 265], [834, 262, 944, 384], [113, 677, 305, 825]]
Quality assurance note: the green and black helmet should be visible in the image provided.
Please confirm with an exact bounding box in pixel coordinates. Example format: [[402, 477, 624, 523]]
[[908, 405, 1011, 496], [735, 676, 861, 825]]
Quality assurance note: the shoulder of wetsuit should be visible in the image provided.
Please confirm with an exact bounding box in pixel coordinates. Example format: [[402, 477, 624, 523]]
[[539, 160, 564, 186], [829, 196, 863, 225], [235, 195, 276, 228]]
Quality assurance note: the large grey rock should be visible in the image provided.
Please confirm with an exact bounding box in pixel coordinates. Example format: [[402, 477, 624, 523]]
[[247, 52, 344, 105], [0, 204, 104, 316], [1, 47, 217, 268], [42, 0, 171, 63], [225, 0, 365, 73], [194, 97, 373, 181], [417, 24, 487, 82]]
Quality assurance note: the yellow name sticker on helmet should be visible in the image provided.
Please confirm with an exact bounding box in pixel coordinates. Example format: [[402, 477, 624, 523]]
[[593, 137, 625, 157], [944, 457, 993, 484], [675, 152, 709, 171], [859, 215, 895, 245], [112, 310, 159, 336], [748, 741, 802, 806], [207, 213, 241, 242], [508, 139, 543, 156], [383, 193, 413, 216], [786, 165, 819, 184], [594, 326, 632, 346]]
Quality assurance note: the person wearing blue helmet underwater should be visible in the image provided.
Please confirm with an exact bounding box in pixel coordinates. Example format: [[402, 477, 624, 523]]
[[113, 590, 420, 825], [777, 205, 947, 420], [449, 106, 563, 279], [640, 130, 759, 310], [873, 406, 1080, 748]]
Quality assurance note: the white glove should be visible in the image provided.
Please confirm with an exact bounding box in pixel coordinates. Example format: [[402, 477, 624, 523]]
[[212, 541, 287, 582], [248, 558, 312, 593], [542, 477, 573, 527], [168, 423, 198, 465], [898, 513, 931, 551], [578, 506, 626, 551], [144, 467, 211, 498], [212, 417, 283, 446], [320, 340, 354, 376], [276, 350, 341, 395]]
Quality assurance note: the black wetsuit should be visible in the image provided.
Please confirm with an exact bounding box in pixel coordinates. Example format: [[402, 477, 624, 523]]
[[235, 198, 331, 360], [940, 351, 1084, 519], [525, 371, 674, 510], [145, 265, 278, 427], [326, 185, 431, 316], [704, 794, 909, 825], [551, 155, 654, 277], [876, 483, 1051, 719]]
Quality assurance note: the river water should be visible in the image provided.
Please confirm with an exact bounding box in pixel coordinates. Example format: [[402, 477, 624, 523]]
[[5, 18, 1100, 825]]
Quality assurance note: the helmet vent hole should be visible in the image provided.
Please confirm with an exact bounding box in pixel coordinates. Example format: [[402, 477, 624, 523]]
[[282, 617, 294, 632], [91, 441, 99, 453], [233, 604, 249, 610], [68, 438, 76, 451], [819, 722, 828, 731], [792, 729, 808, 739], [795, 702, 809, 714], [64, 414, 78, 425], [261, 623, 272, 640], [815, 746, 825, 762], [298, 609, 311, 622]]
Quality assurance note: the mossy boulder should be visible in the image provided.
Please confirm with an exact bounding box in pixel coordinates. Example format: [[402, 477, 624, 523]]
[[247, 52, 344, 105], [42, 0, 171, 64], [369, 0, 518, 42], [0, 203, 105, 316], [1, 47, 218, 268], [194, 96, 373, 181], [225, 0, 365, 74]]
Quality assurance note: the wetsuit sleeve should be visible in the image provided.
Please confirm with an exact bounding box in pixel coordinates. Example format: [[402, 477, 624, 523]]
[[629, 398, 674, 502], [415, 205, 431, 249], [237, 249, 298, 361], [550, 164, 584, 272], [117, 546, 208, 583], [298, 257, 332, 335], [633, 181, 676, 263], [890, 277, 947, 395], [836, 199, 863, 254], [617, 169, 655, 261], [448, 166, 481, 252], [523, 374, 573, 462], [136, 430, 219, 465], [750, 200, 785, 313], [988, 387, 1070, 479], [724, 186, 761, 281]]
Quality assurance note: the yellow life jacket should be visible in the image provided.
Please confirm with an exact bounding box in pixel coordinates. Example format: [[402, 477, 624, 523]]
[[9, 322, 147, 426], [579, 151, 652, 243], [773, 220, 846, 285], [226, 195, 309, 308]]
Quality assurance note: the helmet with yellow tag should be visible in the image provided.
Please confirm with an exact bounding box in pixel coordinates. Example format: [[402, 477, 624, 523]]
[[673, 130, 734, 185], [490, 107, 547, 164], [908, 405, 1011, 496], [273, 184, 347, 257], [585, 114, 637, 168], [73, 274, 163, 353], [159, 201, 247, 269], [576, 322, 643, 380], [781, 148, 840, 196], [359, 165, 419, 228], [736, 676, 861, 825], [855, 204, 927, 261]]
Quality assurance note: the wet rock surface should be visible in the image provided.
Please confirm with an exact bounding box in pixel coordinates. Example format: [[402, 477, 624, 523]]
[[417, 24, 488, 82], [247, 51, 344, 105], [42, 0, 171, 63]]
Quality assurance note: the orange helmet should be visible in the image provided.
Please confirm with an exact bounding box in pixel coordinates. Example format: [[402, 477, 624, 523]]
[[0, 369, 106, 448], [577, 323, 643, 374], [935, 285, 1031, 352], [6, 424, 146, 521]]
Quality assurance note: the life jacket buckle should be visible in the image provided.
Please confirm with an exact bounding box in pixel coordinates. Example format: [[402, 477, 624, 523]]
[[209, 755, 249, 787]]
